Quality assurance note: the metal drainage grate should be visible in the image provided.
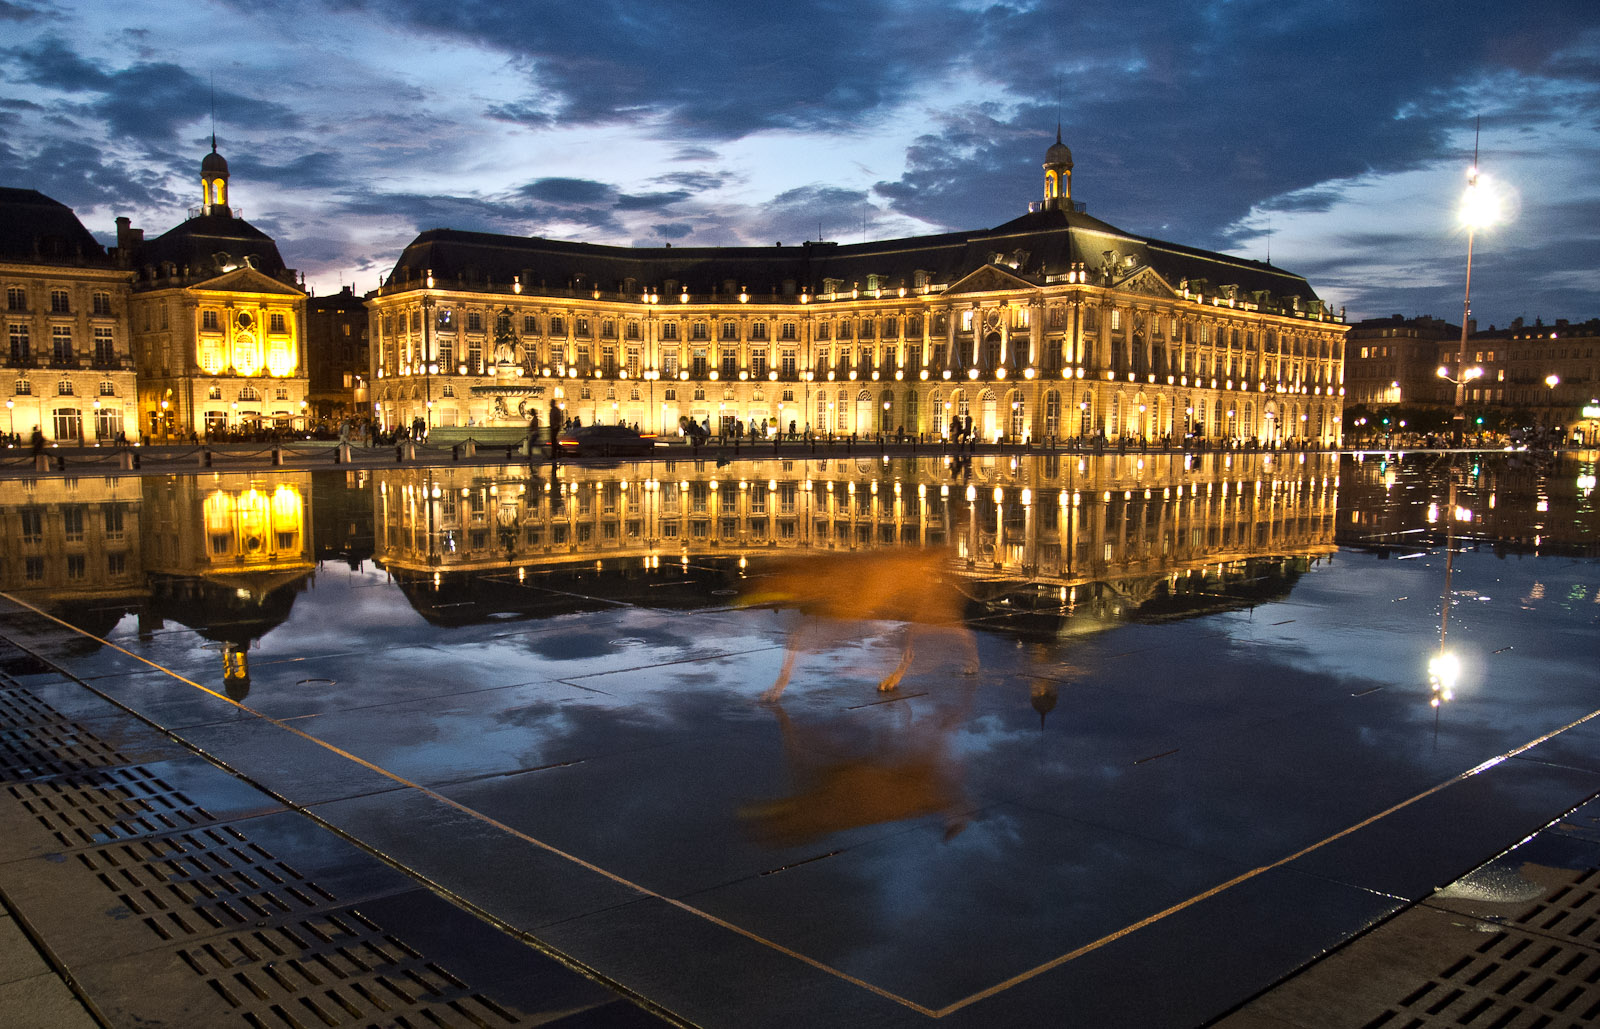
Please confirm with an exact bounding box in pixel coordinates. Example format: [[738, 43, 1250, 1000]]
[[179, 910, 522, 1029], [9, 764, 215, 848], [0, 715, 126, 782], [1516, 868, 1600, 947], [75, 824, 337, 942], [0, 679, 606, 1027]]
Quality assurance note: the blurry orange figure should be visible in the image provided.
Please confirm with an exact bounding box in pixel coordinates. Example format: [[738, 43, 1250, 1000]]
[[740, 705, 972, 848], [739, 548, 978, 702]]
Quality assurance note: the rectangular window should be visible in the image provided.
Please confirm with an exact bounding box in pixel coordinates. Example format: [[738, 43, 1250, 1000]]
[[467, 310, 484, 333], [107, 552, 126, 575], [661, 321, 678, 341], [750, 321, 767, 341], [549, 315, 565, 336], [625, 320, 640, 341], [663, 351, 679, 377], [817, 322, 831, 342], [202, 310, 220, 332], [62, 505, 85, 542], [19, 507, 43, 543], [780, 322, 796, 341], [6, 287, 24, 311], [780, 349, 796, 376], [50, 289, 69, 314], [751, 350, 768, 377], [270, 312, 287, 333], [93, 327, 114, 366], [523, 314, 539, 335], [721, 321, 738, 341], [601, 319, 616, 339], [92, 292, 112, 316], [9, 323, 29, 363], [51, 325, 72, 364], [574, 317, 590, 338], [720, 351, 737, 377]]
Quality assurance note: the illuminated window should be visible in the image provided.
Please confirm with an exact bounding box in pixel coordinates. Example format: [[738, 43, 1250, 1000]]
[[661, 321, 678, 341], [270, 312, 287, 333]]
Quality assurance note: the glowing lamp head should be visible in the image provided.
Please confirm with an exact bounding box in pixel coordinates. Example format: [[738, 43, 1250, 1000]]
[[1459, 171, 1501, 230]]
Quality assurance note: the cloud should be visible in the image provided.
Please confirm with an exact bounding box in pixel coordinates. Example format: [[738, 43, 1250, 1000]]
[[518, 176, 612, 205], [0, 137, 179, 211], [4, 35, 301, 140], [0, 1, 52, 20], [614, 190, 689, 211], [650, 222, 692, 240]]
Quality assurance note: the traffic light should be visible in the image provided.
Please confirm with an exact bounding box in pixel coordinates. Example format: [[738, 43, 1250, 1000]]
[[1475, 416, 1484, 425]]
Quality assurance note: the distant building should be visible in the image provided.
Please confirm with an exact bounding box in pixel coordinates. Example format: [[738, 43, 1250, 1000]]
[[0, 187, 138, 443], [1463, 319, 1600, 443], [1344, 315, 1460, 408], [1346, 314, 1600, 444], [367, 133, 1348, 446], [119, 141, 309, 439], [306, 286, 370, 424]]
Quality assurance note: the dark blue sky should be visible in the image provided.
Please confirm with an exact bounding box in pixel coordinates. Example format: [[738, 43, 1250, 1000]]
[[2, 0, 1595, 327]]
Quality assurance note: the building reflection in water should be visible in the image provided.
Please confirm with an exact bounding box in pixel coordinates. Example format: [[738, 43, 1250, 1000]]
[[1338, 451, 1600, 554], [0, 472, 315, 698], [373, 451, 1340, 597]]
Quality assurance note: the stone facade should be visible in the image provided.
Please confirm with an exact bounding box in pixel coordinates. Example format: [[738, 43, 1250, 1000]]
[[120, 145, 309, 439], [367, 140, 1347, 447], [0, 188, 138, 444]]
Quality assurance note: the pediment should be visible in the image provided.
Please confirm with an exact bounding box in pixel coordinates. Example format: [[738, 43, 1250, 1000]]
[[945, 263, 1037, 295], [1110, 266, 1178, 299], [192, 266, 304, 297]]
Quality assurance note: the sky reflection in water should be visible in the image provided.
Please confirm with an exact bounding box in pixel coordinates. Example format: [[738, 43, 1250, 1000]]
[[2, 450, 1597, 1010]]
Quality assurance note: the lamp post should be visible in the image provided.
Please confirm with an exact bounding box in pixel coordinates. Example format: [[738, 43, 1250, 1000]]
[[1451, 148, 1500, 446], [1545, 374, 1560, 434]]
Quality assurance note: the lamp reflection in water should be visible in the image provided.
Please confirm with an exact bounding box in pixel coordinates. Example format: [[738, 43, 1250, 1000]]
[[1430, 464, 1463, 725]]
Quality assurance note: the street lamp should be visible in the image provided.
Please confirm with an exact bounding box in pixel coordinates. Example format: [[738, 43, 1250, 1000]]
[[1451, 146, 1501, 445]]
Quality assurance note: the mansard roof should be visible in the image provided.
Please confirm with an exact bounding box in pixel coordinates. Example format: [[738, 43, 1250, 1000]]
[[0, 187, 111, 266], [380, 201, 1322, 310], [133, 211, 290, 286]]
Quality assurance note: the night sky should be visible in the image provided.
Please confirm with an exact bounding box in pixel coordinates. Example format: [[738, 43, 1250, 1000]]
[[2, 0, 1595, 328]]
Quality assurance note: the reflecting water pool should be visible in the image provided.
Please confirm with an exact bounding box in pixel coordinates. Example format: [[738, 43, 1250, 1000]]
[[1, 449, 1597, 1026]]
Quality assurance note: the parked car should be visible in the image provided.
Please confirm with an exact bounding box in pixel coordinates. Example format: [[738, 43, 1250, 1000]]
[[556, 424, 660, 457]]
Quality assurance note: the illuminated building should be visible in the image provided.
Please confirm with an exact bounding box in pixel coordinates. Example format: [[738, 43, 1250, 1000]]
[[1347, 314, 1600, 443], [368, 136, 1347, 448], [0, 188, 138, 444], [119, 142, 309, 439]]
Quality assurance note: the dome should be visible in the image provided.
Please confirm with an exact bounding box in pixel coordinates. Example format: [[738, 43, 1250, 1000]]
[[1044, 128, 1073, 169], [202, 146, 228, 175]]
